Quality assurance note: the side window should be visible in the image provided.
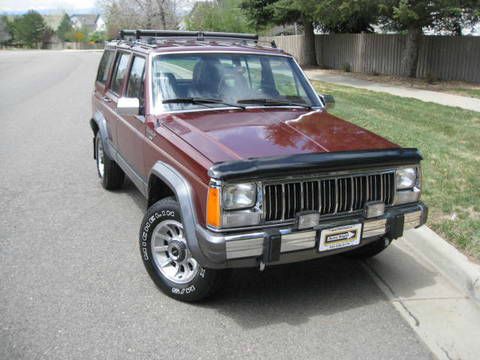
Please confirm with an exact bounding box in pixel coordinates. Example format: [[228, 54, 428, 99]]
[[270, 58, 307, 98], [244, 56, 262, 90], [110, 52, 131, 95], [126, 56, 146, 102], [96, 50, 114, 84]]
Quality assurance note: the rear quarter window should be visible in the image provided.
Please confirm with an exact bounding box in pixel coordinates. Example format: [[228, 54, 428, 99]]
[[96, 50, 114, 84]]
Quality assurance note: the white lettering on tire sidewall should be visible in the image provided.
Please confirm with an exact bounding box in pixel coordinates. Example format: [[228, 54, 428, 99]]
[[141, 210, 176, 261], [141, 208, 205, 296]]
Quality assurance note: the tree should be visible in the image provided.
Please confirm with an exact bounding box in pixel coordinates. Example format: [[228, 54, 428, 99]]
[[314, 0, 379, 33], [11, 10, 50, 48], [185, 0, 253, 33], [57, 14, 73, 41], [241, 0, 318, 65], [99, 0, 185, 39], [90, 31, 107, 43], [0, 16, 12, 45], [379, 0, 480, 77], [241, 0, 380, 66]]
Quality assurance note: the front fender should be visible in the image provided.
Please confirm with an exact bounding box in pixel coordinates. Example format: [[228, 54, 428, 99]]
[[149, 162, 225, 268]]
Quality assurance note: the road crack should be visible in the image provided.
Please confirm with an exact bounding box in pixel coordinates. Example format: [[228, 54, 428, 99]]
[[362, 260, 421, 327]]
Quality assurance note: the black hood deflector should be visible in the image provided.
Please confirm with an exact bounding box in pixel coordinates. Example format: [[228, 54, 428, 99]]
[[208, 148, 422, 180]]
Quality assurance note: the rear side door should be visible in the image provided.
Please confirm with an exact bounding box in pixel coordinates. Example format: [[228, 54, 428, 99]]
[[116, 54, 147, 179], [93, 49, 115, 143], [104, 51, 131, 151]]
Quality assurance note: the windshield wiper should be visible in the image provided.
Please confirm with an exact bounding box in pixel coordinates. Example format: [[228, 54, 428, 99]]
[[237, 98, 312, 109], [162, 97, 245, 110]]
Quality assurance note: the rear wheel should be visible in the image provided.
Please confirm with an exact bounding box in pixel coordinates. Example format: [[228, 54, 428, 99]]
[[95, 132, 124, 190], [139, 197, 227, 302], [346, 237, 391, 259]]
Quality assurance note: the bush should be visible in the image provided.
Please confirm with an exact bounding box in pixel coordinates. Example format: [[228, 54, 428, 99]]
[[342, 62, 351, 73], [426, 72, 440, 84]]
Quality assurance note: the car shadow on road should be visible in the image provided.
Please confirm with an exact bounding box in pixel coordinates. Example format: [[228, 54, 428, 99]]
[[118, 178, 438, 328], [118, 177, 148, 210], [199, 246, 437, 329]]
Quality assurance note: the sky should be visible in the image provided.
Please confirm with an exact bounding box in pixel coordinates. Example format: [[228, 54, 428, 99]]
[[0, 0, 97, 13]]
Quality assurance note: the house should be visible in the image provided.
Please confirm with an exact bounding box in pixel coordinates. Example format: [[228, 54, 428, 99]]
[[70, 14, 106, 33], [42, 13, 65, 32]]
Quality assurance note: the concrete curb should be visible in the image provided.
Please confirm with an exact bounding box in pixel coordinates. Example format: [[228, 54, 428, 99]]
[[403, 226, 480, 303]]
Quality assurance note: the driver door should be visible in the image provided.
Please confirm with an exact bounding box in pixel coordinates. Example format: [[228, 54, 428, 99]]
[[116, 55, 147, 180]]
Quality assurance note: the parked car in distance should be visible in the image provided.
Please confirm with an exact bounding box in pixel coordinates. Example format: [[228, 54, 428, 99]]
[[90, 30, 427, 301]]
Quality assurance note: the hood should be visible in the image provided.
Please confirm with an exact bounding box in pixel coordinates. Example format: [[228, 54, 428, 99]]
[[159, 108, 398, 164]]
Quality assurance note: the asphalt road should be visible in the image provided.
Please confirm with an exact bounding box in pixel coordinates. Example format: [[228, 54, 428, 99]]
[[0, 51, 433, 360]]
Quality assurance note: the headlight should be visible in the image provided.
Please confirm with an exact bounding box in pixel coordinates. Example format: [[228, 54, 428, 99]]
[[394, 166, 421, 205], [222, 183, 257, 210], [207, 182, 260, 229], [396, 167, 417, 189]]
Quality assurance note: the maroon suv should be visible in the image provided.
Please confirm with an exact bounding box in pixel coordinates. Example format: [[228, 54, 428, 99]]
[[90, 30, 427, 301]]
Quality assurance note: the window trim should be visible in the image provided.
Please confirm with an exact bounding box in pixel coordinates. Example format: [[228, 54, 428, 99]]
[[149, 51, 323, 115], [95, 49, 115, 88], [109, 50, 132, 97], [125, 54, 146, 103]]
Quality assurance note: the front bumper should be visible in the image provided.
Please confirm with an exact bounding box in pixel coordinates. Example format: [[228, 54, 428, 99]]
[[195, 202, 428, 269]]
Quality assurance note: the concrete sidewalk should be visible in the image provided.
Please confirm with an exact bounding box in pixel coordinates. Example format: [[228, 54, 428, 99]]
[[305, 69, 480, 112], [365, 227, 480, 360]]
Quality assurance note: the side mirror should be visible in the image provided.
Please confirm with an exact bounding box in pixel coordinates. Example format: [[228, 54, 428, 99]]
[[117, 97, 140, 116], [319, 94, 335, 110]]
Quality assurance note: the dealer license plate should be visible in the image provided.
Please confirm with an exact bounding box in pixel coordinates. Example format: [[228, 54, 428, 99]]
[[318, 223, 363, 252]]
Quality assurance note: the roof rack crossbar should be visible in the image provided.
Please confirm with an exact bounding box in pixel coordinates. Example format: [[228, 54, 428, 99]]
[[119, 29, 259, 42]]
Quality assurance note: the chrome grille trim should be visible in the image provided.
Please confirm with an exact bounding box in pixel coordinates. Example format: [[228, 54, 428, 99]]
[[264, 171, 395, 222]]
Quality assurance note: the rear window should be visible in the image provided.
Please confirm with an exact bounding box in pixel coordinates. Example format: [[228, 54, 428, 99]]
[[96, 50, 114, 84], [110, 52, 131, 95]]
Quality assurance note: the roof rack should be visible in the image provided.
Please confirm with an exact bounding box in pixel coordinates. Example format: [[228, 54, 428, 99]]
[[118, 29, 277, 48], [119, 29, 257, 41]]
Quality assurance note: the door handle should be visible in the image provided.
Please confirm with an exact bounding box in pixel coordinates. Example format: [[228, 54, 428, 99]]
[[103, 96, 112, 103]]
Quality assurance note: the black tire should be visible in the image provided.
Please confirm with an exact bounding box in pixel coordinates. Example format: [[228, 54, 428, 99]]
[[95, 132, 124, 190], [345, 237, 391, 259], [139, 197, 227, 302]]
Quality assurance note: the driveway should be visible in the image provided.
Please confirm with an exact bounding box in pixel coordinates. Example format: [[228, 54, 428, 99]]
[[0, 51, 435, 359]]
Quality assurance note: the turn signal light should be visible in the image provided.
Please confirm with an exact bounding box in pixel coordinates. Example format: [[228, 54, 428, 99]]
[[206, 187, 221, 228]]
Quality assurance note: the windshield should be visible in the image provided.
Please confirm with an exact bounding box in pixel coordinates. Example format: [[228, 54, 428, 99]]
[[151, 53, 321, 113]]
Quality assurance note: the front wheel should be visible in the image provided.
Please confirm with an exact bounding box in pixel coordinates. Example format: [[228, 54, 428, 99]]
[[139, 197, 227, 302]]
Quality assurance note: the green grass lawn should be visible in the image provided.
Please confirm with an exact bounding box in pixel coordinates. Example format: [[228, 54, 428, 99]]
[[312, 80, 480, 260]]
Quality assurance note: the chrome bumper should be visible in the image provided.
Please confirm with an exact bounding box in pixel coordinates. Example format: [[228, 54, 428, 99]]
[[195, 202, 427, 269]]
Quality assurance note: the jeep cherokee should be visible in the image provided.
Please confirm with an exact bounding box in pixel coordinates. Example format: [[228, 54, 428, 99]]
[[90, 30, 427, 301]]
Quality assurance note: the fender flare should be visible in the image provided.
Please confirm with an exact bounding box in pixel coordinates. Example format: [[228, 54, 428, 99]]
[[91, 111, 113, 159], [149, 161, 225, 268]]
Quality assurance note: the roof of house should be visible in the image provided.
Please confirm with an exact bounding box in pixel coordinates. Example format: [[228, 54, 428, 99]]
[[42, 14, 66, 31], [70, 14, 100, 30]]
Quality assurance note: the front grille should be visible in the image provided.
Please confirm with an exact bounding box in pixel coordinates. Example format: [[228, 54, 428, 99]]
[[263, 172, 395, 222]]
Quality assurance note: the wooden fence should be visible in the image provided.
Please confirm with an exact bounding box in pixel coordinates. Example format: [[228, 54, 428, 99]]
[[262, 33, 480, 83]]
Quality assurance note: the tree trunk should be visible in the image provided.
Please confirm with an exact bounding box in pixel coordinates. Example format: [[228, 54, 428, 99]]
[[303, 18, 317, 67], [401, 26, 422, 78]]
